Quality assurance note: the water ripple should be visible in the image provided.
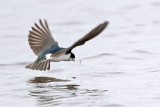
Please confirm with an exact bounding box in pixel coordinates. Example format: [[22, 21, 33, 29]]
[[133, 50, 157, 54], [82, 53, 116, 60], [150, 2, 160, 6], [0, 62, 29, 67]]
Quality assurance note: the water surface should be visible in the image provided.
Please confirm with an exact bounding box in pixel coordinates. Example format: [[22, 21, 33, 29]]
[[0, 0, 160, 107]]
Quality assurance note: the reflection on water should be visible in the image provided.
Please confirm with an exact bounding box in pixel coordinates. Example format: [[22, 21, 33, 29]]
[[28, 77, 78, 106], [29, 77, 69, 83], [28, 77, 107, 106]]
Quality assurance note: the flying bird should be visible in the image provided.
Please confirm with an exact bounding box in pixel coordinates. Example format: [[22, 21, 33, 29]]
[[25, 19, 109, 71]]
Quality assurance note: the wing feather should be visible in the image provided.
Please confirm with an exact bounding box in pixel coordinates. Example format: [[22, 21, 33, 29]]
[[65, 21, 109, 53], [28, 19, 58, 56]]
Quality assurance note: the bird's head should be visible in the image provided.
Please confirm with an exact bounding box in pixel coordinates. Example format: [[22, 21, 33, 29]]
[[69, 52, 75, 61]]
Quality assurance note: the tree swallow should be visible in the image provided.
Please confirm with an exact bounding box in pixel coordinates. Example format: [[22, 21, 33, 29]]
[[25, 19, 109, 71]]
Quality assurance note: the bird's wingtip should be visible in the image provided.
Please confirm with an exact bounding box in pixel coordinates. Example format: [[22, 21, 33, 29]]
[[103, 21, 109, 25]]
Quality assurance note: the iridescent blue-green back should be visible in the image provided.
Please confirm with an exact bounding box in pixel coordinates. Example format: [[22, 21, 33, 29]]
[[36, 44, 65, 62]]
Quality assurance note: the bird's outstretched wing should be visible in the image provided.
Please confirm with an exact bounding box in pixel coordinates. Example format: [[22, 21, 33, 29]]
[[28, 19, 58, 56], [65, 21, 109, 53]]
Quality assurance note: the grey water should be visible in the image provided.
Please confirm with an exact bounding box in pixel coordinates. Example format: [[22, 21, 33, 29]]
[[0, 0, 160, 107]]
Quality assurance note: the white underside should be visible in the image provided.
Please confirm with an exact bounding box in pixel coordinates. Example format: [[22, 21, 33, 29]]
[[46, 53, 71, 62]]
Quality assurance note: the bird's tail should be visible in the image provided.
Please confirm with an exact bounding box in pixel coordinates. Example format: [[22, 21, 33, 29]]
[[25, 60, 50, 71]]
